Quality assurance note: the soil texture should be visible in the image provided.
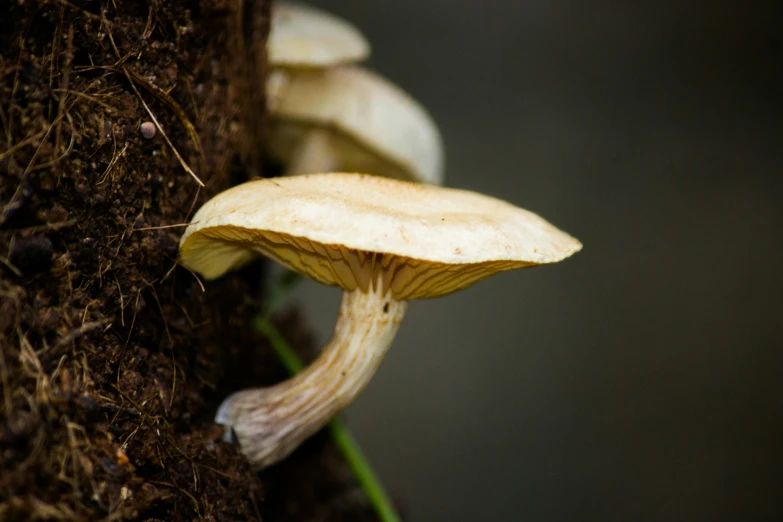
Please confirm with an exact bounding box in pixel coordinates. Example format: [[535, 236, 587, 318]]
[[0, 1, 386, 520]]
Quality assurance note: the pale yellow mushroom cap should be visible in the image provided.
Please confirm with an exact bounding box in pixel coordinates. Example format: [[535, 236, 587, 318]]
[[179, 173, 582, 300], [266, 66, 445, 185], [269, 1, 370, 68]]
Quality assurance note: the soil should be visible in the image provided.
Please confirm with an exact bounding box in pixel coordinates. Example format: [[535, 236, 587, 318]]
[[0, 1, 388, 520]]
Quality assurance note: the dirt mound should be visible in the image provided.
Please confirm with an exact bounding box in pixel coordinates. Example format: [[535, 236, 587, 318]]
[[1, 2, 379, 520]]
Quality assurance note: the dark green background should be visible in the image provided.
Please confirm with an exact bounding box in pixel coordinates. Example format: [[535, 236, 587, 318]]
[[285, 2, 782, 520]]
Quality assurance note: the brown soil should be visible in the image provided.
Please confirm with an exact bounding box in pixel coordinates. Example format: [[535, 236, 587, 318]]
[[0, 1, 385, 520]]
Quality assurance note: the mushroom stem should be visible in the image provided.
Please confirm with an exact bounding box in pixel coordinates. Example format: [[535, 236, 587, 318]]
[[215, 285, 407, 469], [284, 129, 336, 175]]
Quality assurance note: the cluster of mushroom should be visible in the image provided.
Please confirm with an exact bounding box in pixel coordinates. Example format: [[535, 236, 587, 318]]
[[177, 3, 582, 470], [265, 1, 443, 184]]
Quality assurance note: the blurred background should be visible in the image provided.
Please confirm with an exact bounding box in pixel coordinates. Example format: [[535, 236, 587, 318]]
[[279, 2, 782, 520]]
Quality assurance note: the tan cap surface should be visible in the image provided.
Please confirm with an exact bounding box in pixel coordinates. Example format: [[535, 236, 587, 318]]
[[267, 66, 444, 185], [179, 173, 581, 300], [269, 1, 370, 68]]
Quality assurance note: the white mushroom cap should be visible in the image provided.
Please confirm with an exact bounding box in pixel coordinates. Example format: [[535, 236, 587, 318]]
[[266, 66, 445, 185], [269, 1, 370, 68], [179, 173, 581, 300]]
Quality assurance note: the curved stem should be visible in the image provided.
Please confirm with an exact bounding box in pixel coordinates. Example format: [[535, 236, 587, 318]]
[[285, 129, 336, 175], [216, 287, 407, 469], [255, 317, 401, 522]]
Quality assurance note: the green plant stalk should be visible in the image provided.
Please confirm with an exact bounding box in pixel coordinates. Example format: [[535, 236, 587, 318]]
[[253, 313, 401, 522]]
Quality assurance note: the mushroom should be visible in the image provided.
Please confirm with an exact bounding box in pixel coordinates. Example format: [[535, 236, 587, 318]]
[[268, 1, 370, 69], [263, 3, 442, 184], [267, 66, 444, 184], [178, 173, 581, 469]]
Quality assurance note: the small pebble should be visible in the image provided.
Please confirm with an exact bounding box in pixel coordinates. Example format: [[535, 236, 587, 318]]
[[11, 236, 54, 275], [140, 121, 156, 139]]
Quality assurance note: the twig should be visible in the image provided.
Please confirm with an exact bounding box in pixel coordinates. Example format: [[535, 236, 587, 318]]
[[52, 319, 112, 353], [0, 128, 49, 162], [54, 24, 74, 165], [0, 219, 78, 234], [52, 0, 106, 22], [147, 286, 177, 410], [96, 142, 129, 185], [0, 252, 22, 277], [0, 343, 13, 415], [52, 87, 122, 112], [180, 263, 205, 293], [149, 481, 201, 516], [101, 14, 204, 187], [159, 257, 178, 285], [114, 273, 126, 327], [186, 185, 202, 220], [132, 223, 191, 231], [125, 69, 204, 164], [125, 78, 204, 186]]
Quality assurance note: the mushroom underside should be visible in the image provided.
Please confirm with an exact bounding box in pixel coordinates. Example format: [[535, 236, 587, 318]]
[[181, 227, 532, 300]]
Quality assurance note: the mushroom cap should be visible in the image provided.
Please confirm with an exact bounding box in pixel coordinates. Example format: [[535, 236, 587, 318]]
[[179, 173, 582, 300], [266, 66, 445, 185], [269, 1, 370, 68]]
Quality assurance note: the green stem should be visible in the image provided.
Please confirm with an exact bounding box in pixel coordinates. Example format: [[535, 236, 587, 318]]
[[253, 315, 401, 522], [327, 421, 401, 522]]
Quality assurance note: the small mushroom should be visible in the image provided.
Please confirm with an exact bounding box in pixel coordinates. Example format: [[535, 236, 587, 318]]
[[178, 173, 581, 468], [264, 4, 441, 184], [268, 1, 370, 69], [267, 66, 445, 184]]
